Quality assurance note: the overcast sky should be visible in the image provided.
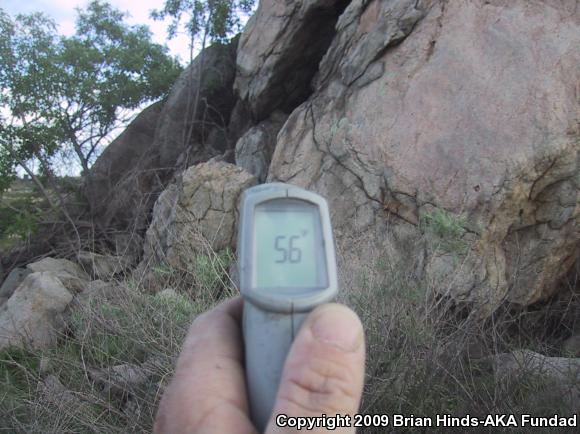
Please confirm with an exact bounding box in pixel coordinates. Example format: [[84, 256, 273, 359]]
[[1, 0, 193, 64]]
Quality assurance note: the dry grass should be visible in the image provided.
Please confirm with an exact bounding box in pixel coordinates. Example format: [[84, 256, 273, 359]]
[[0, 247, 237, 433], [0, 234, 578, 433], [349, 251, 579, 433]]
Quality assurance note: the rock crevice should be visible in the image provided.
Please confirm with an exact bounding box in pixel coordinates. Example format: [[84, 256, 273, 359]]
[[235, 0, 352, 121]]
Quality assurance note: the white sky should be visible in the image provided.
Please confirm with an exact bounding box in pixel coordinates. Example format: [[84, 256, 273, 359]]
[[1, 0, 193, 64]]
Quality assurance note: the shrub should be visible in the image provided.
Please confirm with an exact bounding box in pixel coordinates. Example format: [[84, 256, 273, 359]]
[[421, 209, 470, 255]]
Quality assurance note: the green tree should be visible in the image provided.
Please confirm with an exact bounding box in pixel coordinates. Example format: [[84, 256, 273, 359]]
[[0, 0, 183, 179], [151, 0, 255, 47], [0, 1, 182, 252]]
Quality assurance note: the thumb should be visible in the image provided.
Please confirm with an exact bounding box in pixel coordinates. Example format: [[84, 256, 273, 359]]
[[266, 303, 365, 434]]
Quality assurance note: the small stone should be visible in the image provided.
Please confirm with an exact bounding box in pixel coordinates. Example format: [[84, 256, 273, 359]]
[[27, 257, 89, 293], [0, 272, 73, 351]]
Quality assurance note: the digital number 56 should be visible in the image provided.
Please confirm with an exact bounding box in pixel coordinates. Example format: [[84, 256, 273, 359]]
[[274, 235, 302, 263]]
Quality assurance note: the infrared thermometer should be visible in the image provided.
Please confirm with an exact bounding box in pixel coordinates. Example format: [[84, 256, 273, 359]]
[[238, 183, 338, 432]]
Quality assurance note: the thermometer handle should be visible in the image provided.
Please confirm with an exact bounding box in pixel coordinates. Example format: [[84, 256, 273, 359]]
[[243, 301, 307, 432]]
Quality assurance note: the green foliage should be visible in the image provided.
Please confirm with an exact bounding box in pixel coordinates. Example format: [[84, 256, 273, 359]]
[[422, 209, 466, 239], [70, 296, 146, 366], [0, 180, 41, 250], [190, 247, 234, 291], [0, 1, 183, 181], [0, 347, 40, 393], [152, 263, 174, 277], [69, 287, 199, 367], [0, 347, 41, 428], [421, 209, 470, 254], [0, 240, 242, 432], [0, 199, 38, 246], [152, 0, 255, 44], [1, 244, 578, 432], [0, 284, 198, 432], [152, 289, 197, 325]]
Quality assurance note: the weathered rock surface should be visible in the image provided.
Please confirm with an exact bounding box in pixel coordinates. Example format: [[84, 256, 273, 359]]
[[83, 102, 163, 232], [27, 257, 89, 293], [111, 232, 143, 266], [85, 39, 239, 233], [0, 272, 73, 350], [235, 0, 351, 120], [258, 0, 580, 312], [138, 161, 256, 272], [154, 39, 239, 169], [235, 110, 288, 182], [0, 267, 31, 301]]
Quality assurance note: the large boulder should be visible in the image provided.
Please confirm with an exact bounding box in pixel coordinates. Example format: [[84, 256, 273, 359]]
[[83, 102, 164, 232], [85, 39, 239, 233], [153, 39, 239, 170], [247, 0, 580, 313], [138, 161, 257, 273], [0, 272, 73, 350]]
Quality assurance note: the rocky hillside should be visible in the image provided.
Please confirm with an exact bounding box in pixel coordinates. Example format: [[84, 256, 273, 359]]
[[83, 0, 578, 313]]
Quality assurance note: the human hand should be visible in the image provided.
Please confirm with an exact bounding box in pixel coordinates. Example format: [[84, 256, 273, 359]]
[[154, 297, 365, 433]]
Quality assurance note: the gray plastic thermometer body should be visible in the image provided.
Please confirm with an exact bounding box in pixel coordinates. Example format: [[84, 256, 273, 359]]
[[238, 183, 338, 432]]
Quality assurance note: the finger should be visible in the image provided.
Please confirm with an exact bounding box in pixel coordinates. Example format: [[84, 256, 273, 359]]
[[154, 296, 257, 434], [267, 303, 365, 434]]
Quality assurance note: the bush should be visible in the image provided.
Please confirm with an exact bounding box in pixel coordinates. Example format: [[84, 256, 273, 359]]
[[0, 187, 40, 251], [421, 209, 470, 255]]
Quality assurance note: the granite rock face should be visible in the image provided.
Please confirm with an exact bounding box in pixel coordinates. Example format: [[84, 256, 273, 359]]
[[138, 161, 257, 273], [234, 0, 580, 312], [83, 0, 578, 313], [83, 102, 164, 232], [235, 0, 351, 120], [235, 110, 288, 182], [489, 350, 580, 410], [0, 267, 31, 303]]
